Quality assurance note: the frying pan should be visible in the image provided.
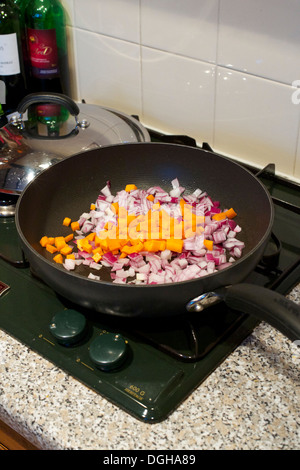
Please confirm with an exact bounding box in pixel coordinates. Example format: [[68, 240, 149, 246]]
[[15, 143, 300, 341]]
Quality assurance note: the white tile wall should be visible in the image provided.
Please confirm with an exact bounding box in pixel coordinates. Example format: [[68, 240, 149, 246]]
[[218, 0, 300, 85], [74, 0, 140, 43], [61, 0, 300, 183], [140, 0, 219, 64], [214, 68, 299, 177], [75, 29, 142, 115], [141, 48, 215, 143]]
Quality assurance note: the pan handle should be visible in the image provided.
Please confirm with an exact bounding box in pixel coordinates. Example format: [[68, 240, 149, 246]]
[[187, 283, 300, 342], [17, 92, 80, 117]]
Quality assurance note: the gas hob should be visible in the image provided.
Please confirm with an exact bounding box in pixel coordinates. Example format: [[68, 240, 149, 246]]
[[0, 134, 299, 423]]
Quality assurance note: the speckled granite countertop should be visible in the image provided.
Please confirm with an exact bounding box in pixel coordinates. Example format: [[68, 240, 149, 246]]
[[0, 286, 299, 451]]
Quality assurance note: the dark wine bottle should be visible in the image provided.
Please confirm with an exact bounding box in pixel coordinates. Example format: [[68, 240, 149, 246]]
[[0, 103, 6, 127], [0, 0, 27, 118], [12, 0, 31, 88], [24, 0, 70, 95]]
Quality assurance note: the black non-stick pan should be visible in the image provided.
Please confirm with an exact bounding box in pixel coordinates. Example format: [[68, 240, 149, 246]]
[[15, 143, 300, 341]]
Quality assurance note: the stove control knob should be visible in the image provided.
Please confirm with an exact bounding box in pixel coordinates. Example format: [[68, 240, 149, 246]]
[[49, 309, 87, 346], [89, 332, 128, 372]]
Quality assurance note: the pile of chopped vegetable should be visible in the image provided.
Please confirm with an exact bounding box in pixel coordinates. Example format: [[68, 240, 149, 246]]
[[39, 179, 245, 284]]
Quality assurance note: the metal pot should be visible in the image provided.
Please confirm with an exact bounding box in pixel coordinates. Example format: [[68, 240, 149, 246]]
[[0, 92, 150, 198]]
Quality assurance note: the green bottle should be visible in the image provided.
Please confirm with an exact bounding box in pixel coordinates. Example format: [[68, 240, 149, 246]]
[[12, 0, 30, 86], [0, 103, 5, 127], [0, 0, 27, 118], [24, 0, 70, 95]]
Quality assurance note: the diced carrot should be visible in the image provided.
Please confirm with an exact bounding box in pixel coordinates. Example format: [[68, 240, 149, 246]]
[[46, 244, 58, 254], [47, 237, 55, 245], [60, 245, 73, 256], [55, 236, 66, 250], [212, 212, 226, 221], [92, 246, 103, 255], [158, 240, 166, 251], [212, 208, 237, 221], [225, 208, 237, 219], [40, 236, 49, 247], [203, 239, 213, 251], [71, 221, 80, 231], [118, 237, 130, 247], [125, 184, 137, 192], [107, 238, 122, 252], [146, 194, 155, 201], [121, 243, 143, 255], [63, 217, 71, 227], [134, 241, 144, 252], [53, 253, 63, 264], [179, 198, 185, 213], [92, 252, 102, 263], [90, 203, 96, 210], [64, 233, 74, 243], [166, 238, 183, 253], [102, 239, 111, 251], [77, 238, 91, 253], [144, 240, 166, 252], [66, 254, 75, 260], [94, 235, 101, 246], [120, 245, 134, 254], [128, 238, 140, 246], [86, 232, 95, 242], [77, 238, 84, 251], [83, 243, 93, 254]]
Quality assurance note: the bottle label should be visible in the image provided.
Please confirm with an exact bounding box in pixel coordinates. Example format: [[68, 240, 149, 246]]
[[27, 28, 59, 78], [0, 33, 21, 76]]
